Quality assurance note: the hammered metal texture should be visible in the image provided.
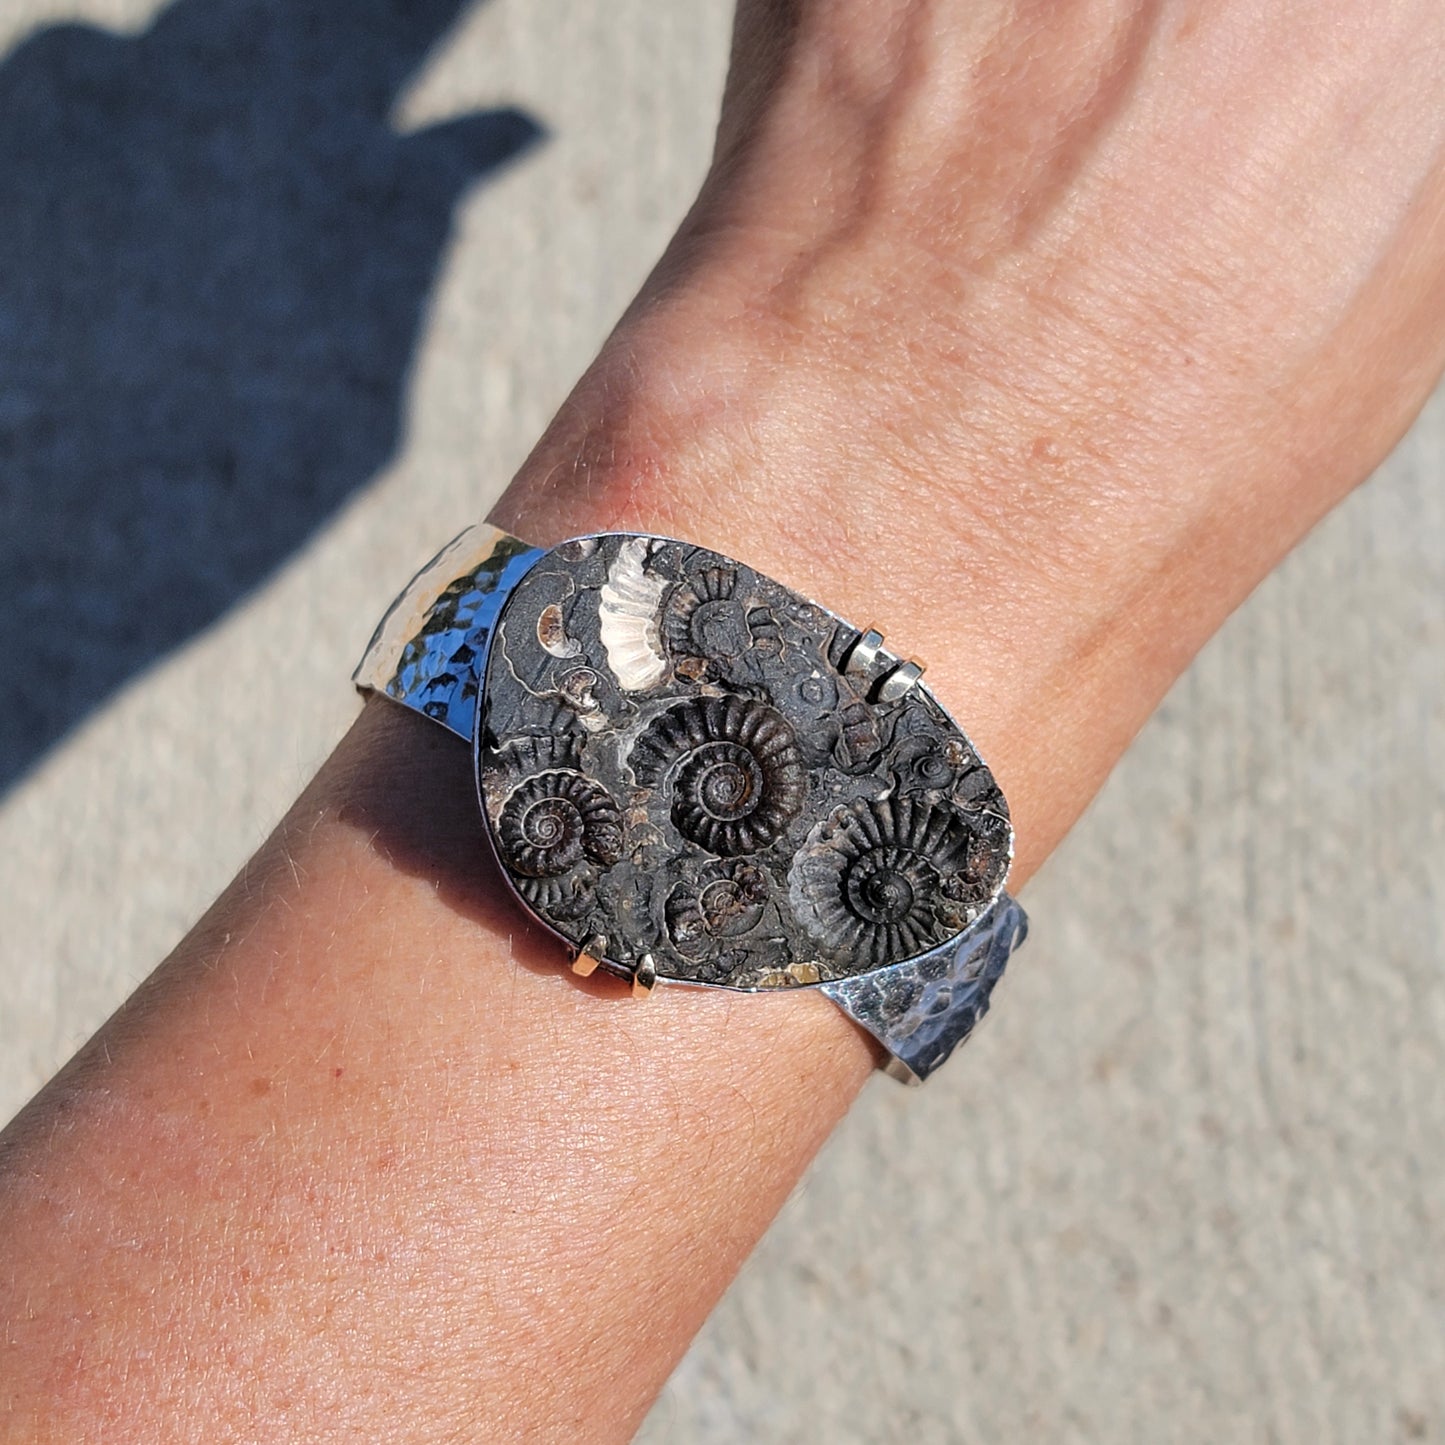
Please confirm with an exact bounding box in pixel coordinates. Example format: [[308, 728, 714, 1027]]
[[353, 524, 545, 740], [822, 893, 1026, 1083], [477, 534, 1013, 989]]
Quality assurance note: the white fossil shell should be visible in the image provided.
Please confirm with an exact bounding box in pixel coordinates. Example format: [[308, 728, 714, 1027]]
[[598, 537, 667, 690], [537, 601, 582, 659]]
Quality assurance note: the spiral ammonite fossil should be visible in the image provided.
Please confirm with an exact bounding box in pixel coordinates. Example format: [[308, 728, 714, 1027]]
[[665, 860, 770, 957], [662, 566, 748, 662], [629, 695, 806, 856], [496, 770, 624, 878], [792, 795, 1008, 969], [661, 566, 782, 677]]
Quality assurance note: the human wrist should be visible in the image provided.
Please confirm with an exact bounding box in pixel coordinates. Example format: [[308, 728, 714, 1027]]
[[486, 0, 1445, 880], [7, 5, 1445, 1441], [481, 249, 1283, 888]]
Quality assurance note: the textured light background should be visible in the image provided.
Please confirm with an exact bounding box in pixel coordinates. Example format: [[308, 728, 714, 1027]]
[[1, 4, 1441, 1442]]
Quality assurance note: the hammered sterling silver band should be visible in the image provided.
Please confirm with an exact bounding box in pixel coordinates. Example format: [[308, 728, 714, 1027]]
[[355, 524, 1027, 1084]]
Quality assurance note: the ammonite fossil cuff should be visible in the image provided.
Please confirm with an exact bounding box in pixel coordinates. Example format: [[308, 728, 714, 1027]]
[[354, 525, 1027, 1084]]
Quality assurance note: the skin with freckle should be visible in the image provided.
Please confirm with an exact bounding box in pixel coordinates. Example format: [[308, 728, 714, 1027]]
[[6, 3, 1445, 1440]]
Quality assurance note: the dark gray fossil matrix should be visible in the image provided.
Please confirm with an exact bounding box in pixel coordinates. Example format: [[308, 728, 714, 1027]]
[[476, 534, 1011, 989]]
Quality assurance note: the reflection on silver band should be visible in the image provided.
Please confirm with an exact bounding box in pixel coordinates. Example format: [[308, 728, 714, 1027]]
[[353, 524, 544, 741], [823, 893, 1025, 1083]]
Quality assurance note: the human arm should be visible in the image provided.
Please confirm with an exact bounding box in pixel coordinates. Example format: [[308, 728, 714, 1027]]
[[5, 2, 1445, 1439]]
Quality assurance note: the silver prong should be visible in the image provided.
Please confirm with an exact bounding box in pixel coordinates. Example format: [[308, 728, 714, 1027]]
[[632, 954, 658, 999], [877, 658, 926, 702], [571, 935, 607, 977], [844, 627, 885, 677]]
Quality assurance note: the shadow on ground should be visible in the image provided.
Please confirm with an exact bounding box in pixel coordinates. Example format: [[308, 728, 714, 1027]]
[[0, 0, 542, 793]]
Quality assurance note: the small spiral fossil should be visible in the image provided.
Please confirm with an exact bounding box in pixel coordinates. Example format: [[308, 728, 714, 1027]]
[[892, 731, 969, 793], [662, 566, 749, 662], [497, 770, 624, 878], [665, 860, 770, 957], [630, 695, 806, 855], [662, 566, 782, 676], [793, 795, 1006, 968]]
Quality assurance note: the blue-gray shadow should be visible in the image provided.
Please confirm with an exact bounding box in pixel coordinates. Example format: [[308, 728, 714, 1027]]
[[0, 0, 543, 792]]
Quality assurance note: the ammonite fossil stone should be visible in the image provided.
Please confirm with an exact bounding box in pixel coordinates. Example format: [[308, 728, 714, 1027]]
[[629, 695, 806, 855], [665, 859, 770, 959], [496, 770, 623, 878], [789, 795, 1009, 970], [477, 534, 1011, 989], [661, 566, 784, 678]]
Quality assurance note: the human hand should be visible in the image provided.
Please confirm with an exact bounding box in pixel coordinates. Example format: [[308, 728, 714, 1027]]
[[5, 5, 1444, 1441]]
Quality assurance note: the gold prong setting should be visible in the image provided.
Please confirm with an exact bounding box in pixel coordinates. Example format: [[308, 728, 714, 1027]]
[[631, 954, 657, 998], [570, 935, 606, 977]]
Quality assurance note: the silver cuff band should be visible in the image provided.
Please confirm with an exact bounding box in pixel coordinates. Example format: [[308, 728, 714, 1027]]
[[822, 893, 1025, 1083], [354, 524, 545, 743]]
